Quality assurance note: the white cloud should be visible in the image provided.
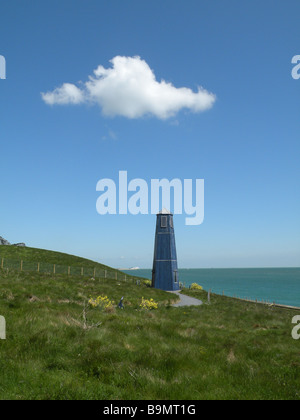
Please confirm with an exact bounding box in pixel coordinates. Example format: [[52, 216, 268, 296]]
[[41, 56, 216, 119], [41, 83, 84, 105]]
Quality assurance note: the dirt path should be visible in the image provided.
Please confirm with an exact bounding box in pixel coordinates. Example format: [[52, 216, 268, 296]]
[[170, 290, 203, 307]]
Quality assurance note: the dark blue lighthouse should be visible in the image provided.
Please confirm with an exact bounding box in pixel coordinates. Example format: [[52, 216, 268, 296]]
[[152, 209, 179, 291]]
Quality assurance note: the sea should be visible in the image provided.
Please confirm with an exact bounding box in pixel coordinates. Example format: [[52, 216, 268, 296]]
[[123, 268, 300, 308]]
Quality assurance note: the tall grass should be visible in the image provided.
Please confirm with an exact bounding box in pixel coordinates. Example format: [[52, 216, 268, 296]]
[[0, 245, 141, 281], [0, 266, 299, 400]]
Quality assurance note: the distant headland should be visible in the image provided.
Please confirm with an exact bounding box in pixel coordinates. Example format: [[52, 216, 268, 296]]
[[0, 236, 26, 247]]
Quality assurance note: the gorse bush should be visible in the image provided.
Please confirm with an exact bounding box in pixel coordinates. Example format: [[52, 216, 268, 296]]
[[190, 283, 203, 290], [141, 279, 152, 287], [139, 297, 158, 310], [88, 295, 115, 312]]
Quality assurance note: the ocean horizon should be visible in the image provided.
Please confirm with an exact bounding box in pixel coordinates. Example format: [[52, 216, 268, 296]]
[[123, 267, 300, 308]]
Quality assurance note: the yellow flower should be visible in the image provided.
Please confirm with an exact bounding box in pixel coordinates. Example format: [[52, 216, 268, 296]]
[[190, 283, 203, 290], [139, 297, 158, 310], [88, 295, 115, 311]]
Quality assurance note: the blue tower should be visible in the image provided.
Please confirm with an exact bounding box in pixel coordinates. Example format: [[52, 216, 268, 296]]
[[152, 209, 179, 291]]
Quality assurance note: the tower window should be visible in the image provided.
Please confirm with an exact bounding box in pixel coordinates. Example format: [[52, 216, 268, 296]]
[[161, 216, 167, 228], [174, 271, 178, 283], [170, 217, 173, 228]]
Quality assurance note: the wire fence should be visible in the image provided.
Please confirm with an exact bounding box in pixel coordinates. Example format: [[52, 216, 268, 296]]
[[0, 256, 141, 284]]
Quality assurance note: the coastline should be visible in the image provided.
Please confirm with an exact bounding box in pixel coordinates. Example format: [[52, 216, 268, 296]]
[[123, 267, 300, 309], [221, 294, 300, 311]]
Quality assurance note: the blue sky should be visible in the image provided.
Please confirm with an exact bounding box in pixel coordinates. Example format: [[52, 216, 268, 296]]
[[0, 0, 299, 268]]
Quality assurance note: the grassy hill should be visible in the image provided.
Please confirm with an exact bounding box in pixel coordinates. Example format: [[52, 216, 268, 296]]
[[0, 247, 299, 400], [0, 245, 132, 279], [0, 245, 116, 271]]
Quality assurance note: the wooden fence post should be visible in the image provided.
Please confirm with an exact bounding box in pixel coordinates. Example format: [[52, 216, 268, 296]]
[[37, 263, 40, 273], [20, 260, 23, 272], [208, 289, 211, 304], [81, 267, 84, 276], [1, 258, 4, 269], [53, 264, 56, 274]]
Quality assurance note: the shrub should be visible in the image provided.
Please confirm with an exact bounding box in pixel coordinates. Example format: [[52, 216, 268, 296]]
[[139, 297, 158, 310], [88, 295, 115, 312], [141, 279, 152, 287], [190, 283, 203, 291]]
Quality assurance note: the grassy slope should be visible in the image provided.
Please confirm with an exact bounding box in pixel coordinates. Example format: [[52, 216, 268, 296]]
[[0, 245, 115, 270], [0, 247, 299, 400]]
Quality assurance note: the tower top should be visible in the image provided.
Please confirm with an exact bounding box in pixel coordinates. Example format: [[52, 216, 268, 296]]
[[158, 208, 173, 215]]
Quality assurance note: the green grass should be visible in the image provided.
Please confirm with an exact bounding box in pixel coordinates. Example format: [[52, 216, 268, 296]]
[[0, 247, 299, 400], [0, 245, 115, 270], [0, 245, 132, 279]]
